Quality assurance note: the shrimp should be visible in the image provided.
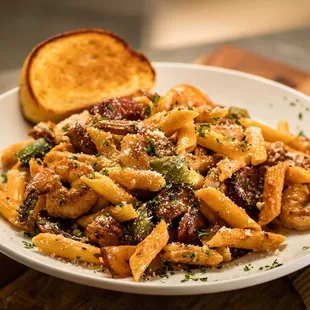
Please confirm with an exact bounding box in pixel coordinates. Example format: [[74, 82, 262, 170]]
[[280, 184, 310, 230], [152, 84, 214, 114], [45, 160, 98, 219], [22, 160, 98, 220]]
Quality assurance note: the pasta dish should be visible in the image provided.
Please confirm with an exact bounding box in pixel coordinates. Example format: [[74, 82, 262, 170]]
[[1, 84, 309, 282]]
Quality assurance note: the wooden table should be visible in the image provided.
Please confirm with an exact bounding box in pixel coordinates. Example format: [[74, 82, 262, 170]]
[[1, 46, 309, 310]]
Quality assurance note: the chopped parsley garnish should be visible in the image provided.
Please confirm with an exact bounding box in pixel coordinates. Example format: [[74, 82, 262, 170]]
[[108, 268, 115, 278], [103, 140, 110, 146], [302, 246, 310, 250], [49, 127, 54, 132], [59, 197, 65, 206], [198, 230, 211, 238], [180, 270, 208, 283], [117, 202, 125, 207], [101, 116, 109, 121], [73, 162, 78, 168], [290, 102, 296, 107], [198, 123, 211, 137], [70, 155, 78, 160], [259, 259, 283, 271], [107, 104, 115, 112], [240, 141, 251, 149], [102, 169, 109, 176], [235, 119, 241, 126], [95, 153, 101, 157], [298, 130, 306, 137], [216, 138, 221, 144], [244, 264, 253, 272], [188, 106, 194, 110], [92, 162, 97, 169], [36, 160, 42, 165], [298, 112, 303, 120], [62, 126, 69, 132], [144, 139, 156, 156], [94, 269, 105, 273], [146, 105, 152, 117], [22, 241, 34, 249], [212, 117, 220, 122], [152, 94, 161, 105], [199, 277, 208, 282], [1, 173, 7, 184]]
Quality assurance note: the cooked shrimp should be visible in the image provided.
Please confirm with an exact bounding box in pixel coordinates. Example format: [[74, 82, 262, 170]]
[[45, 160, 98, 219], [24, 160, 98, 219], [280, 184, 310, 230], [152, 84, 214, 114]]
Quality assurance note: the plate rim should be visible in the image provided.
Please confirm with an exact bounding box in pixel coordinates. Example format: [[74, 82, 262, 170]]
[[0, 62, 309, 295]]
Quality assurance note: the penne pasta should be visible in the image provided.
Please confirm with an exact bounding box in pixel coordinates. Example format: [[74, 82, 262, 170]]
[[80, 173, 136, 205], [197, 129, 251, 162], [214, 247, 232, 262], [217, 158, 247, 182], [129, 221, 169, 282], [245, 126, 267, 166], [101, 246, 136, 277], [7, 169, 27, 205], [199, 200, 219, 224], [32, 233, 102, 264], [176, 121, 197, 154], [159, 109, 199, 136], [87, 127, 120, 159], [259, 161, 289, 226], [196, 187, 261, 231], [277, 120, 289, 134], [161, 243, 223, 266], [108, 167, 166, 192], [286, 166, 310, 184], [195, 106, 228, 123], [29, 158, 43, 177], [241, 118, 294, 144], [207, 228, 286, 251], [109, 204, 137, 222], [190, 170, 205, 189]]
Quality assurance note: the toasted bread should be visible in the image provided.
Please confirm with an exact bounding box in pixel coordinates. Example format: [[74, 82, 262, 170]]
[[20, 29, 155, 124]]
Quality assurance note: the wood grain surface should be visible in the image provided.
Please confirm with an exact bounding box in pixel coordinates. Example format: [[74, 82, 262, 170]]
[[196, 45, 310, 95], [1, 45, 309, 309]]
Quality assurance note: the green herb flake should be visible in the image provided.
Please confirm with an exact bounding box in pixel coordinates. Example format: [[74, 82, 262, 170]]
[[216, 138, 221, 144], [62, 126, 69, 132], [243, 264, 253, 272], [302, 246, 310, 250], [117, 202, 125, 207], [188, 106, 194, 110], [144, 139, 157, 156], [49, 127, 54, 132], [102, 169, 109, 176], [199, 277, 208, 282], [290, 102, 296, 107], [92, 162, 97, 169], [1, 173, 7, 184], [298, 130, 306, 137], [101, 116, 109, 121], [152, 94, 161, 105], [235, 119, 241, 126], [298, 112, 303, 120], [103, 140, 110, 147], [146, 106, 152, 117], [59, 197, 65, 206], [198, 230, 210, 238], [22, 241, 34, 249]]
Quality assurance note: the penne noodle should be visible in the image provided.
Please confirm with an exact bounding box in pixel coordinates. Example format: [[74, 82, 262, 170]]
[[245, 126, 267, 166], [101, 246, 136, 277], [214, 247, 232, 262], [195, 106, 228, 123], [176, 121, 197, 154], [207, 228, 286, 251], [159, 109, 199, 136], [80, 173, 136, 205], [217, 158, 247, 182], [130, 221, 169, 282], [109, 204, 137, 222], [190, 170, 205, 190], [199, 200, 219, 224], [259, 161, 289, 226], [7, 169, 27, 205], [277, 120, 290, 134], [32, 233, 102, 264], [108, 167, 166, 192], [197, 129, 251, 162], [87, 127, 120, 159], [196, 187, 261, 231], [241, 118, 294, 144], [161, 243, 223, 266], [285, 166, 310, 184]]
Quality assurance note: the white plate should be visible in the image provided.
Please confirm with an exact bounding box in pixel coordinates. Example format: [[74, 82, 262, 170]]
[[0, 62, 310, 295]]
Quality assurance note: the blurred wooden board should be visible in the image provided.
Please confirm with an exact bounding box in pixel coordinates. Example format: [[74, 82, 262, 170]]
[[196, 45, 310, 96]]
